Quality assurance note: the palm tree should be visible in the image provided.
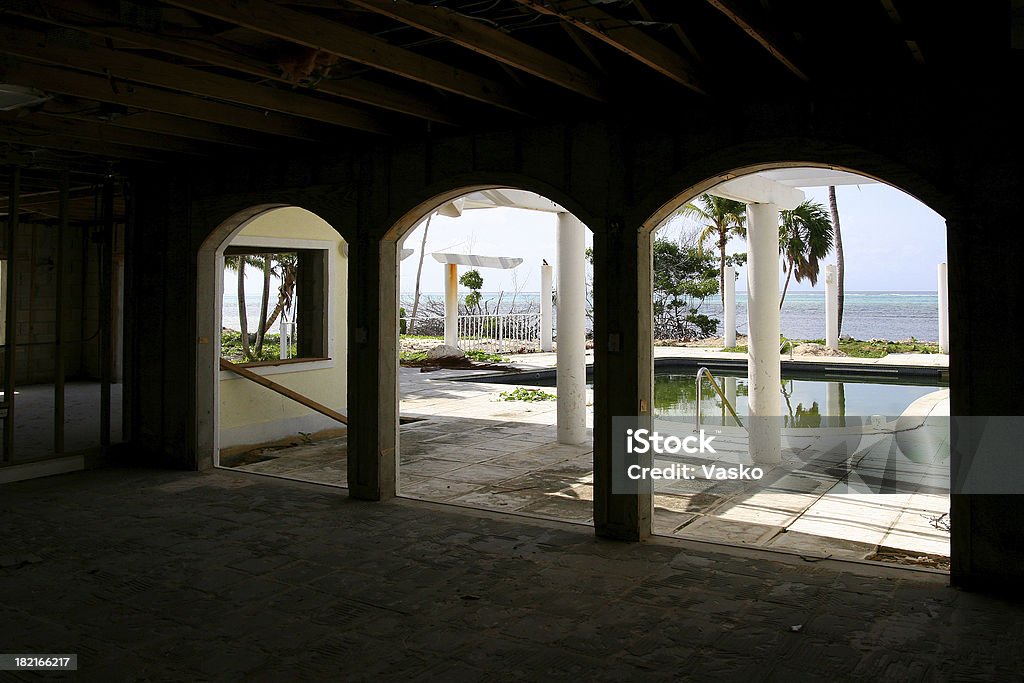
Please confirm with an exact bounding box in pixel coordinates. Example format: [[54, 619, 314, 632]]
[[261, 252, 297, 334], [827, 186, 845, 335], [224, 255, 252, 359], [224, 253, 290, 361], [253, 254, 273, 356], [408, 212, 433, 334], [679, 194, 747, 308], [778, 200, 834, 309]]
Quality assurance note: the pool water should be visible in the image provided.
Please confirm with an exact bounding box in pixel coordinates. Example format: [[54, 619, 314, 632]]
[[519, 368, 946, 426], [652, 371, 943, 424]]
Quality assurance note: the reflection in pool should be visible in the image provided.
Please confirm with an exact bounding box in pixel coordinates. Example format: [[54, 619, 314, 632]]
[[653, 370, 943, 427]]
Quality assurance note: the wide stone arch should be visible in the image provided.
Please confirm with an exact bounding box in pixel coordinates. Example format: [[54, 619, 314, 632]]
[[195, 202, 348, 470], [378, 173, 601, 244], [618, 141, 971, 568], [630, 139, 958, 232], [347, 171, 600, 502]]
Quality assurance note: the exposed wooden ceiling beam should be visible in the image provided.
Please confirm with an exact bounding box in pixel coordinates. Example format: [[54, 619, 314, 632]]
[[0, 26, 393, 134], [344, 0, 607, 102], [0, 126, 163, 162], [0, 59, 327, 141], [632, 0, 700, 62], [510, 0, 703, 94], [878, 0, 926, 65], [561, 24, 605, 74], [0, 111, 226, 157], [2, 0, 461, 126], [162, 0, 529, 114], [43, 105, 280, 149], [703, 0, 809, 81]]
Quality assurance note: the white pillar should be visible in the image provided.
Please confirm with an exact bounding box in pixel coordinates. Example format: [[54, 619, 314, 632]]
[[825, 264, 839, 350], [540, 262, 553, 352], [556, 213, 586, 445], [938, 262, 949, 354], [746, 202, 782, 464], [826, 381, 842, 428], [724, 264, 736, 348], [444, 263, 458, 348]]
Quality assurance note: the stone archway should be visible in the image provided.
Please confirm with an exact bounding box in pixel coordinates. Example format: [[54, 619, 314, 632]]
[[635, 163, 952, 563]]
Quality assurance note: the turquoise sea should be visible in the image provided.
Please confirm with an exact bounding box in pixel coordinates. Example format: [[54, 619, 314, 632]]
[[224, 290, 941, 342]]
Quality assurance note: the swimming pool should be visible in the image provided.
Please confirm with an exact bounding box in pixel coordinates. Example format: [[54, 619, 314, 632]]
[[472, 362, 947, 426], [652, 370, 941, 421]]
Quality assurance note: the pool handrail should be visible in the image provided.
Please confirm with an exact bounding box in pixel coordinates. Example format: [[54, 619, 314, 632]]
[[695, 366, 744, 432]]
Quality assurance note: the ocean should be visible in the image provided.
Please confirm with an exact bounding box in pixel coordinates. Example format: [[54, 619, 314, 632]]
[[223, 290, 941, 342]]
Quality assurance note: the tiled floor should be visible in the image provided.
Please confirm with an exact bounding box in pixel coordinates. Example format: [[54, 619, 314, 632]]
[[221, 360, 952, 566]]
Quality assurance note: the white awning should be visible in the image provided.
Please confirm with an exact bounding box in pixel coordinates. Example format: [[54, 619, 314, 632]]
[[431, 253, 523, 269]]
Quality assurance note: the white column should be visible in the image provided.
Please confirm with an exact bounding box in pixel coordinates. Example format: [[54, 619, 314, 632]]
[[444, 263, 458, 348], [556, 212, 586, 445], [826, 381, 842, 428], [825, 264, 839, 350], [724, 264, 736, 348], [938, 262, 949, 354], [540, 262, 553, 352], [746, 202, 782, 464]]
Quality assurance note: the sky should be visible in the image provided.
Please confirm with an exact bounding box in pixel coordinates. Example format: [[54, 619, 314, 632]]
[[395, 179, 946, 295], [225, 175, 948, 297]]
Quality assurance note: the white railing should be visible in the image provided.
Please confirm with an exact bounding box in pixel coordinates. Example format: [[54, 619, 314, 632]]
[[458, 313, 541, 353], [401, 313, 543, 353]]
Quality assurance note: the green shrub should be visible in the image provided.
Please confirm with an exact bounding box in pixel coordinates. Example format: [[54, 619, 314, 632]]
[[499, 387, 556, 402]]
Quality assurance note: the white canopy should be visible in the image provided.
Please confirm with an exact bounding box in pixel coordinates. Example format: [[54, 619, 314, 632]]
[[431, 253, 523, 269]]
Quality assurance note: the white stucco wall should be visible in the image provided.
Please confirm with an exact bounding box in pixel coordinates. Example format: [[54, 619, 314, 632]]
[[218, 207, 347, 450]]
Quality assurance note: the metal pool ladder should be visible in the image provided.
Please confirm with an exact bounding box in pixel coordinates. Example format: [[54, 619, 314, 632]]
[[695, 367, 744, 432]]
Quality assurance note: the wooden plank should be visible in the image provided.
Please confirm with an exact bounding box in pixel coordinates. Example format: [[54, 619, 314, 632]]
[[54, 172, 68, 454], [633, 0, 700, 62], [0, 126, 164, 162], [703, 0, 809, 81], [3, 167, 18, 462], [346, 0, 607, 102], [220, 358, 348, 425], [0, 60, 326, 141], [100, 112, 277, 149], [100, 178, 113, 449], [511, 0, 704, 93], [163, 0, 529, 114], [3, 0, 461, 125], [0, 111, 226, 157], [0, 27, 393, 134]]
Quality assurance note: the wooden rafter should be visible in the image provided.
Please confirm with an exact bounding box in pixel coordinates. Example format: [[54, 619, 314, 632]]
[[0, 26, 393, 134], [703, 0, 809, 81], [0, 59, 327, 141], [878, 0, 926, 65], [510, 0, 704, 94], [2, 0, 462, 125], [0, 125, 162, 162], [0, 111, 228, 157], [162, 0, 529, 114], [54, 109, 283, 150], [345, 0, 607, 102]]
